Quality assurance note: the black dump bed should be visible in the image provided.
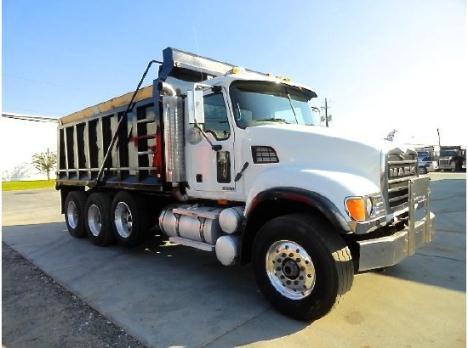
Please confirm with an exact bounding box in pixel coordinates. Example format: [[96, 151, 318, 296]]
[[56, 83, 165, 191]]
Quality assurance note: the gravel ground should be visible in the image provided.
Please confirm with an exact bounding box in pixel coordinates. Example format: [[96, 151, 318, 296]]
[[2, 243, 146, 348]]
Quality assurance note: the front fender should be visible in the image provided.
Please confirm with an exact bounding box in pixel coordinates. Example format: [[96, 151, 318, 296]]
[[245, 165, 381, 221]]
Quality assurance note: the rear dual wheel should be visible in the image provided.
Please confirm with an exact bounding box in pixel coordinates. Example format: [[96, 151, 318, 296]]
[[111, 191, 149, 247], [64, 190, 150, 247], [85, 192, 115, 246], [64, 191, 87, 238]]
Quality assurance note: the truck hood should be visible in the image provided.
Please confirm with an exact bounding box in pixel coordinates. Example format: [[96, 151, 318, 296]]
[[242, 124, 407, 188]]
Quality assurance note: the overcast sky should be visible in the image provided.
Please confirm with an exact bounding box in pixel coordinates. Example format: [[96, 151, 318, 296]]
[[3, 0, 466, 145]]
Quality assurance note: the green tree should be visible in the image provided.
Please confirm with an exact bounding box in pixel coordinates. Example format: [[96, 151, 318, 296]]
[[32, 149, 57, 180]]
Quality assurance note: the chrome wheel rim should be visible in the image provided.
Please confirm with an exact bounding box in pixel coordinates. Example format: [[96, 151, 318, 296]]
[[265, 240, 316, 300], [67, 201, 79, 229], [114, 202, 133, 238], [87, 204, 102, 237]]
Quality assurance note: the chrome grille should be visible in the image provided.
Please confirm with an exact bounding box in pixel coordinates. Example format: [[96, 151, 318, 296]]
[[439, 159, 450, 166], [387, 149, 418, 211]]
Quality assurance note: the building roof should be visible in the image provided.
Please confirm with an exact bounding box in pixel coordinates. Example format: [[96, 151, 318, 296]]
[[2, 112, 58, 123]]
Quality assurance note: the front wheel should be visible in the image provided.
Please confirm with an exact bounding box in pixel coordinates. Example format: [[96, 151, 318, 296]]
[[450, 161, 457, 172], [252, 213, 354, 321]]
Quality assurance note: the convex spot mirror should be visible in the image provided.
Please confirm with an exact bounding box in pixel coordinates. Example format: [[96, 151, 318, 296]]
[[187, 126, 203, 145]]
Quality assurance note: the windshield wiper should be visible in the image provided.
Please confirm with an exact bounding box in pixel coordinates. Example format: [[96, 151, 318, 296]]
[[235, 102, 243, 121], [259, 118, 289, 123], [284, 86, 299, 124]]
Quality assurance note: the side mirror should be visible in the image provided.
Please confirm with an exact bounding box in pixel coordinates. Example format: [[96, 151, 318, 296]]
[[311, 106, 321, 113], [187, 90, 205, 124]]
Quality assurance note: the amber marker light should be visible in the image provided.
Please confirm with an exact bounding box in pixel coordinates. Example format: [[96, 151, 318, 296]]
[[345, 197, 368, 222]]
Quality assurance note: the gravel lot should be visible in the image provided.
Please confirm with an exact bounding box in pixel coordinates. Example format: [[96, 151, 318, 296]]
[[2, 243, 145, 348]]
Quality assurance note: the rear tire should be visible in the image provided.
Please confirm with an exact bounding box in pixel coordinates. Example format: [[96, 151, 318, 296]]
[[418, 167, 428, 174], [252, 213, 353, 322], [85, 192, 115, 246], [111, 191, 150, 247], [64, 191, 87, 238]]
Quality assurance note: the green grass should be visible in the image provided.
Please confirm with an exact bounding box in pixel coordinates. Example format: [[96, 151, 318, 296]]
[[2, 180, 55, 191]]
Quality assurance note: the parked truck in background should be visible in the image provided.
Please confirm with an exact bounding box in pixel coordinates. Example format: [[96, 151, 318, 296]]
[[416, 150, 438, 174], [57, 48, 435, 321], [438, 146, 466, 172]]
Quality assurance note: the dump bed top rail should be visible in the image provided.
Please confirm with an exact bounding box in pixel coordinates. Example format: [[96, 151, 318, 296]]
[[158, 47, 268, 80], [59, 85, 153, 126], [59, 47, 272, 126]]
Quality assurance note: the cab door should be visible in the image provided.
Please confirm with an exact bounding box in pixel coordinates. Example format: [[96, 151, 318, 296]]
[[185, 90, 236, 194]]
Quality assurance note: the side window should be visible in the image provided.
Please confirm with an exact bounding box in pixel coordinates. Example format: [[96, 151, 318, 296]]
[[203, 93, 230, 140]]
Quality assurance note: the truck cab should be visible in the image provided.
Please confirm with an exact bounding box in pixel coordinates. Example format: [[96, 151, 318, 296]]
[[57, 47, 435, 321], [417, 151, 437, 173], [184, 73, 321, 201], [438, 147, 465, 172]]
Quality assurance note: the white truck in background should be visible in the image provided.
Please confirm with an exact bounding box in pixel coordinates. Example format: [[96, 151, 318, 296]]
[[57, 48, 435, 321]]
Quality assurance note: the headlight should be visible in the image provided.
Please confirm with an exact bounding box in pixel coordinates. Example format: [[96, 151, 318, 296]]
[[365, 197, 373, 216]]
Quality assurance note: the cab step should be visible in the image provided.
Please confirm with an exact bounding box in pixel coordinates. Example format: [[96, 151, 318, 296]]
[[169, 236, 214, 252]]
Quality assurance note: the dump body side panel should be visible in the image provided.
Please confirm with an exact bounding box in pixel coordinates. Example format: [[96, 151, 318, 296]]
[[57, 86, 165, 192]]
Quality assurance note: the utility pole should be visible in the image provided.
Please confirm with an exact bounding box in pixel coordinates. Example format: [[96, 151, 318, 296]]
[[325, 98, 329, 127], [437, 128, 441, 146], [321, 98, 332, 127]]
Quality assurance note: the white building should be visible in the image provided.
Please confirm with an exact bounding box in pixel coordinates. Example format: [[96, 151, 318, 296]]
[[1, 113, 58, 181]]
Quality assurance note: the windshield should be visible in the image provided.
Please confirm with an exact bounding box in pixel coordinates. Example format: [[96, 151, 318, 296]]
[[417, 152, 430, 159], [441, 150, 458, 157], [229, 80, 319, 128]]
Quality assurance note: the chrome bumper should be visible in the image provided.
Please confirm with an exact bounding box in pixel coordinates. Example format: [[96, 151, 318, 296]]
[[358, 177, 435, 272]]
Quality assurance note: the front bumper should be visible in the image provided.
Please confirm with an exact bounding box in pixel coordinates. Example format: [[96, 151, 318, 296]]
[[357, 177, 435, 272]]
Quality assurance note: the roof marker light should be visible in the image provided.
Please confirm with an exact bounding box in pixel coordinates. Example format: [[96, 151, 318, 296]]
[[229, 66, 245, 75]]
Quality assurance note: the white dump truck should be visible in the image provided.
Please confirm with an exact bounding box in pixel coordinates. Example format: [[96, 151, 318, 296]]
[[57, 47, 435, 321]]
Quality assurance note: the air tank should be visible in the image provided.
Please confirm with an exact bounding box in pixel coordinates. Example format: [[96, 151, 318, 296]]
[[215, 235, 240, 266], [219, 206, 244, 234]]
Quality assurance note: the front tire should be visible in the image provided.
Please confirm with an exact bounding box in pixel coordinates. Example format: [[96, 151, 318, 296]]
[[252, 213, 353, 321], [418, 167, 428, 174], [450, 161, 457, 172]]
